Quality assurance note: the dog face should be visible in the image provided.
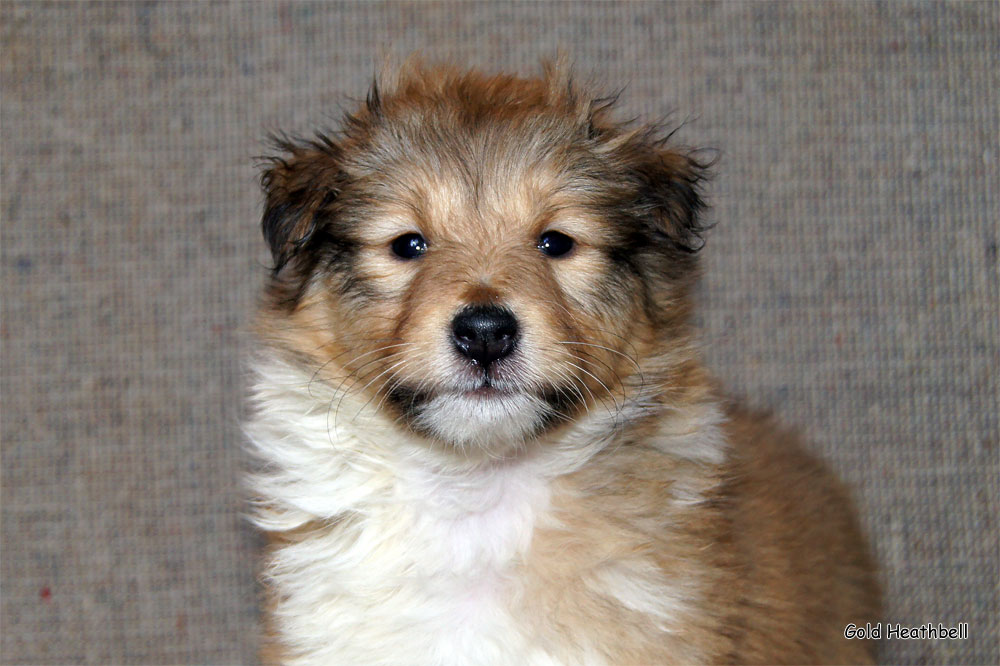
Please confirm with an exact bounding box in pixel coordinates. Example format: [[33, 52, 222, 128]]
[[258, 63, 709, 453]]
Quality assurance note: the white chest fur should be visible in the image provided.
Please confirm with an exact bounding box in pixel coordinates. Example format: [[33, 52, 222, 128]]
[[267, 469, 551, 665], [245, 356, 724, 665], [245, 358, 568, 665]]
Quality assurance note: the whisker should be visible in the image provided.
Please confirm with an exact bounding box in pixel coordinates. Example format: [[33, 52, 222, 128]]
[[349, 358, 411, 422], [531, 296, 645, 363], [567, 347, 629, 404], [562, 360, 612, 418], [371, 349, 433, 415], [554, 340, 643, 377], [328, 351, 411, 438], [309, 342, 413, 397], [548, 366, 589, 410], [565, 359, 624, 422], [330, 346, 413, 400]]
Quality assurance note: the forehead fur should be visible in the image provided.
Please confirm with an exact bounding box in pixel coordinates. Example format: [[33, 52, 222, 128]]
[[259, 60, 712, 311], [358, 59, 598, 148], [340, 62, 623, 215]]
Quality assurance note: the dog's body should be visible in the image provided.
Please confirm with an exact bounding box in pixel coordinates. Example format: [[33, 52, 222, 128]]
[[245, 62, 879, 665]]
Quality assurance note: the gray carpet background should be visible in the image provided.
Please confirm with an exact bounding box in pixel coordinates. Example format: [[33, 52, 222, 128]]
[[2, 2, 997, 664]]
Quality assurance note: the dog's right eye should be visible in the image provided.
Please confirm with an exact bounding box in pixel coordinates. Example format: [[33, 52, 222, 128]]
[[391, 233, 428, 259], [538, 231, 575, 258]]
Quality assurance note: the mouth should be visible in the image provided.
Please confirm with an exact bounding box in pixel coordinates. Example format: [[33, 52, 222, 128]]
[[463, 377, 511, 400], [384, 370, 581, 447], [385, 376, 513, 409]]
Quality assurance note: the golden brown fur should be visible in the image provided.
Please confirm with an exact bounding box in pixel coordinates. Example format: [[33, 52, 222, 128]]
[[247, 60, 880, 665]]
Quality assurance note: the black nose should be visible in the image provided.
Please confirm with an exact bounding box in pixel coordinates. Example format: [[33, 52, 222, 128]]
[[451, 305, 519, 367]]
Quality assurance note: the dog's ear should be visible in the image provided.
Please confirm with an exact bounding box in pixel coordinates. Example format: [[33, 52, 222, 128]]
[[582, 90, 713, 256], [259, 134, 343, 273], [630, 144, 714, 256]]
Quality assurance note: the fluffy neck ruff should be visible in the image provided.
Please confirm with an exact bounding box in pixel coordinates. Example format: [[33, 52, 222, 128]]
[[245, 348, 723, 522], [244, 351, 727, 663]]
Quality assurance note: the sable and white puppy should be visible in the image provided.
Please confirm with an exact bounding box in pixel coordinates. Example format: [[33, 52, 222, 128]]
[[245, 61, 880, 665]]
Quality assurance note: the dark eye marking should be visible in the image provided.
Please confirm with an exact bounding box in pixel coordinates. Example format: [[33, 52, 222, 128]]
[[538, 231, 575, 258], [391, 233, 428, 259]]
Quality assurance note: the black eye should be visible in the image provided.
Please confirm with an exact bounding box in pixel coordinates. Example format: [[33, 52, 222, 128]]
[[538, 231, 575, 258], [391, 233, 428, 259]]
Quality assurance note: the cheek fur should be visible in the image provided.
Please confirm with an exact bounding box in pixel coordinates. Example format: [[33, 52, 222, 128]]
[[274, 218, 657, 438]]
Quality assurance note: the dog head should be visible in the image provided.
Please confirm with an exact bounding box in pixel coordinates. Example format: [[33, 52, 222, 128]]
[[257, 62, 710, 454]]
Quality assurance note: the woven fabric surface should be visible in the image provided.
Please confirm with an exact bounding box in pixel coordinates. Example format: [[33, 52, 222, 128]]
[[2, 2, 996, 664]]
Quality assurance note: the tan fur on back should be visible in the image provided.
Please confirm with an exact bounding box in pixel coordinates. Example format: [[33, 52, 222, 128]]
[[245, 60, 880, 665]]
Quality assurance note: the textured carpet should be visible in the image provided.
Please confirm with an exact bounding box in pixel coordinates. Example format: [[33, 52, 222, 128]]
[[2, 2, 996, 664]]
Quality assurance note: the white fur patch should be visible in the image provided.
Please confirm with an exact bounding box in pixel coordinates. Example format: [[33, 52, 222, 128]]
[[244, 354, 727, 664], [414, 391, 548, 450]]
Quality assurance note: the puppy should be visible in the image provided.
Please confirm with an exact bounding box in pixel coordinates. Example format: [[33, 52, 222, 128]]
[[244, 61, 880, 665]]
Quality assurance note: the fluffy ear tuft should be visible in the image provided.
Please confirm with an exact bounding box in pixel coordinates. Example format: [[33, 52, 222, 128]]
[[633, 142, 716, 255], [259, 133, 343, 273]]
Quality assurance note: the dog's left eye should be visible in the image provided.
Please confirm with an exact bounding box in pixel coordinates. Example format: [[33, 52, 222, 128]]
[[391, 233, 428, 259], [538, 231, 575, 258]]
